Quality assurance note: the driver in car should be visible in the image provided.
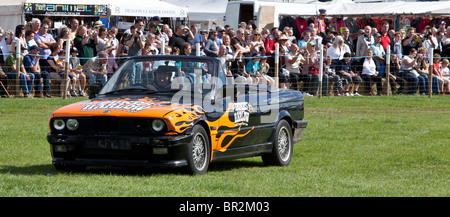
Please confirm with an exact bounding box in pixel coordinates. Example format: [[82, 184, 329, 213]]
[[147, 70, 172, 91]]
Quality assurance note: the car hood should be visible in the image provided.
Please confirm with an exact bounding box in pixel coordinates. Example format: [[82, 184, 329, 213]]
[[51, 96, 188, 119]]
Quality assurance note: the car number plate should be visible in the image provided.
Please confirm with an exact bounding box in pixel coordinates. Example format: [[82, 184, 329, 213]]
[[97, 139, 131, 150]]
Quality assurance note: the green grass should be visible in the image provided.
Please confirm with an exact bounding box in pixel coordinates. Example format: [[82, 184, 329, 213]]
[[0, 96, 449, 197]]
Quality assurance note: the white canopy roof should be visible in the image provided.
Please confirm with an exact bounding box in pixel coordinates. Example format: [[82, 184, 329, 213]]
[[108, 0, 188, 18], [0, 0, 24, 15], [274, 3, 331, 17], [270, 1, 450, 17], [0, 0, 25, 31], [327, 1, 450, 16], [162, 0, 228, 21]]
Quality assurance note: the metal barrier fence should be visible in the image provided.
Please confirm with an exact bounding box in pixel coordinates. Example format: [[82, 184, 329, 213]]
[[1, 42, 448, 99]]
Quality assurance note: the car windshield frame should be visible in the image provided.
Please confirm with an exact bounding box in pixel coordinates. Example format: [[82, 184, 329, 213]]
[[99, 55, 225, 96]]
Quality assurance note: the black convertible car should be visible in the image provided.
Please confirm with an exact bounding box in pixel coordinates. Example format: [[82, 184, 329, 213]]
[[47, 55, 307, 174]]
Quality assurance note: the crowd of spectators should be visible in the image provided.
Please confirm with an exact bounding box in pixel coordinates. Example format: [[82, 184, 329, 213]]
[[1, 13, 450, 98]]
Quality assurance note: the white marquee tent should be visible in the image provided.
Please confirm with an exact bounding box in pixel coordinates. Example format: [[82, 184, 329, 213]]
[[162, 0, 228, 21], [3, 1, 450, 32], [326, 1, 450, 16], [0, 0, 188, 31], [0, 0, 25, 31], [266, 1, 450, 17]]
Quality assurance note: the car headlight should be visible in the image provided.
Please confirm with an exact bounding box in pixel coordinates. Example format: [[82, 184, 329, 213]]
[[152, 119, 165, 132], [53, 119, 65, 131], [66, 119, 79, 131]]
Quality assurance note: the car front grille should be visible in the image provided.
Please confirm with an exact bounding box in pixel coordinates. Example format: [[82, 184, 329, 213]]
[[93, 117, 119, 133]]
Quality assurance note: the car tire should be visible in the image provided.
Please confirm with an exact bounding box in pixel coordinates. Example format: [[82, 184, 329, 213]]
[[262, 119, 293, 166], [185, 125, 210, 175]]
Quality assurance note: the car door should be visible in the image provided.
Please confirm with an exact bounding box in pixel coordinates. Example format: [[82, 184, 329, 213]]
[[212, 83, 258, 152], [256, 84, 280, 145], [239, 84, 277, 147]]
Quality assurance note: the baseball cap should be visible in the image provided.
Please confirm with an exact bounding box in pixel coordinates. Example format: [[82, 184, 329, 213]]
[[307, 41, 316, 47], [29, 45, 39, 51], [70, 47, 79, 53], [251, 52, 261, 57], [152, 16, 163, 23]]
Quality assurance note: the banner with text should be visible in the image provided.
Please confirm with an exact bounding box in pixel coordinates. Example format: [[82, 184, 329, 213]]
[[24, 3, 107, 17], [111, 5, 187, 18]]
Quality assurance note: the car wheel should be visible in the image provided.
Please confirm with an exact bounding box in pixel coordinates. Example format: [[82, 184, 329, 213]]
[[185, 125, 210, 175], [262, 119, 293, 166]]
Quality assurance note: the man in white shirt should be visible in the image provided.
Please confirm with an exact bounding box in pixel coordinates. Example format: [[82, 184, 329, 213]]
[[286, 44, 310, 94], [0, 28, 13, 62], [423, 27, 438, 50], [124, 19, 145, 36]]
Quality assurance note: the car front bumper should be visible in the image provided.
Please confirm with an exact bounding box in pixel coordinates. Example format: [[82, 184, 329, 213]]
[[47, 133, 193, 168]]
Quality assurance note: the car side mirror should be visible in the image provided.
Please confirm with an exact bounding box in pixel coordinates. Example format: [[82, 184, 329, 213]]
[[88, 83, 102, 99]]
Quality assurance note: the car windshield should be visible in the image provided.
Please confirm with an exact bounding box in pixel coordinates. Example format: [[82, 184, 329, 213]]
[[100, 56, 221, 95]]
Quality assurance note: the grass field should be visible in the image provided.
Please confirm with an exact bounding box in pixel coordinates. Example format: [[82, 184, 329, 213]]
[[0, 95, 448, 197]]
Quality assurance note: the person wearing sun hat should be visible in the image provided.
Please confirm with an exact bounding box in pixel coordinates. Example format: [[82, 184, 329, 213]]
[[302, 41, 319, 96], [93, 20, 104, 29], [278, 33, 290, 55], [315, 9, 327, 34], [238, 22, 247, 29]]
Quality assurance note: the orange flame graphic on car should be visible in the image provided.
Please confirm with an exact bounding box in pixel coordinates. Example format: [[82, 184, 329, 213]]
[[163, 102, 255, 159], [210, 102, 255, 152], [164, 105, 206, 133]]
